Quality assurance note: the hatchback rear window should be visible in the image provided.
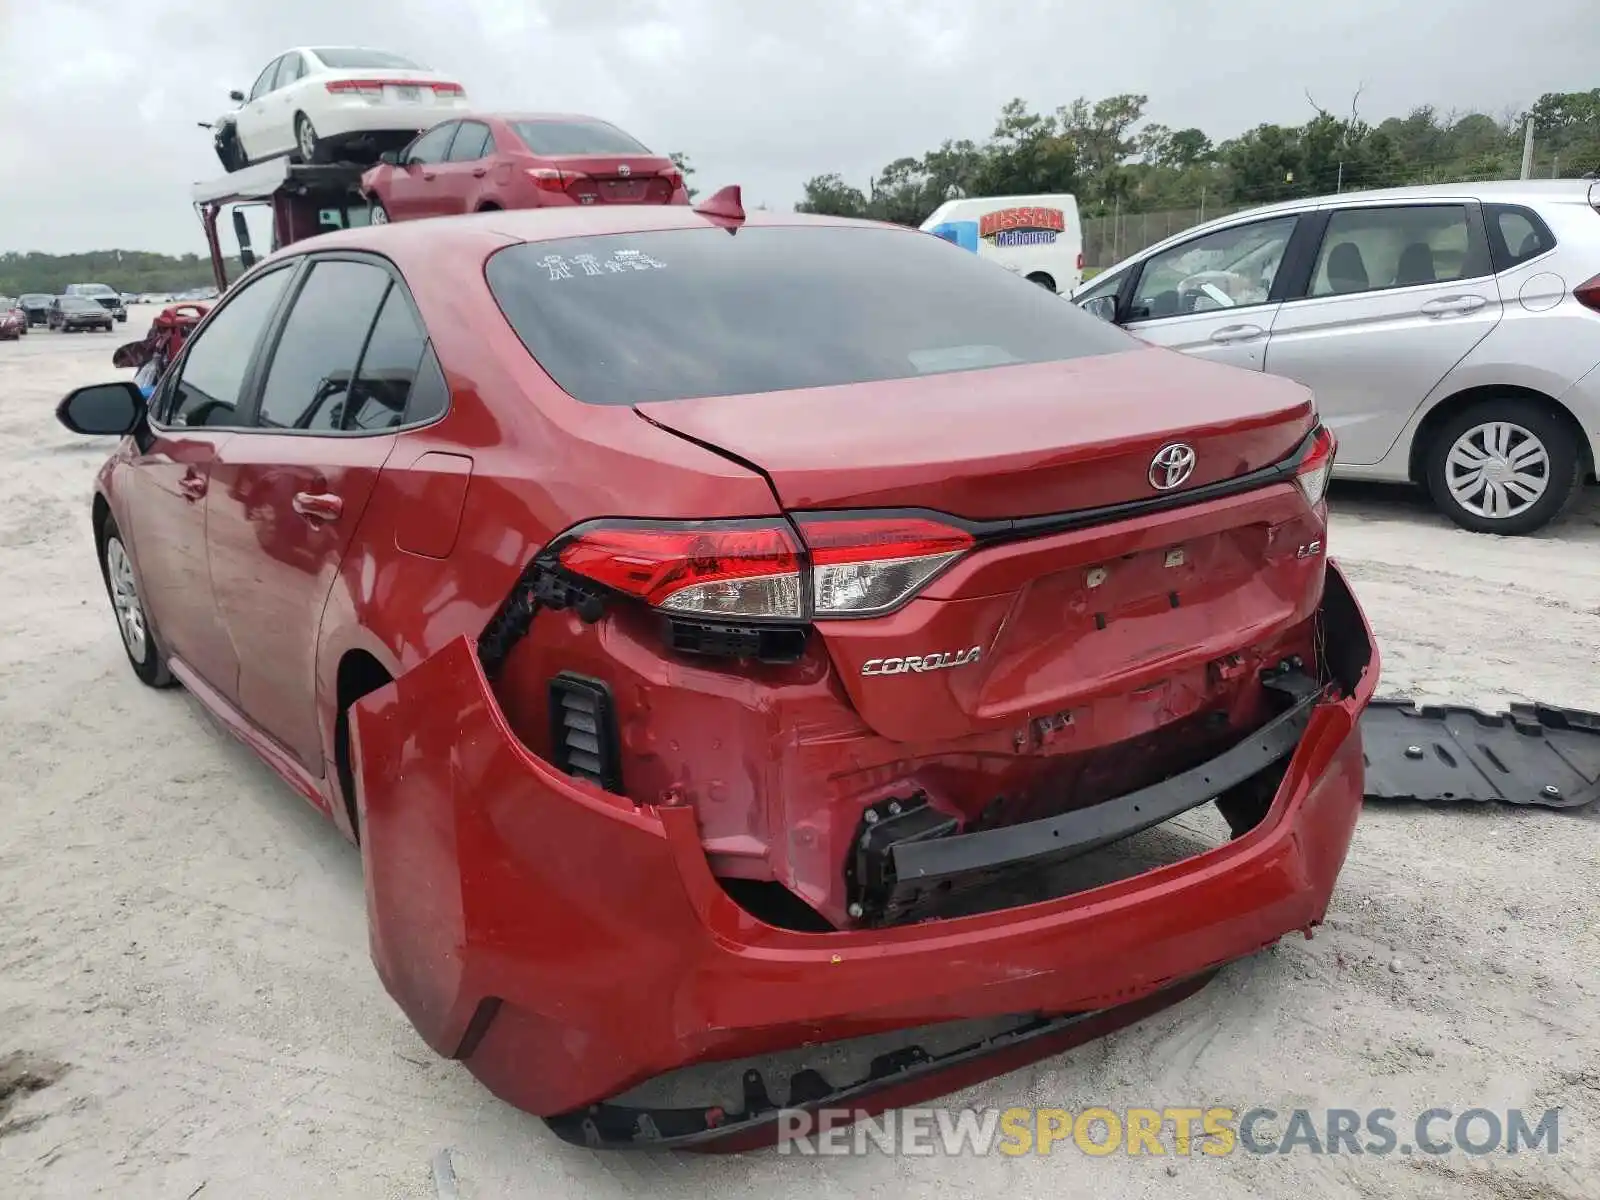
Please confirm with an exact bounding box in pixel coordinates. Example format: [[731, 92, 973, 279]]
[[485, 225, 1139, 406], [511, 119, 651, 157], [311, 48, 424, 70]]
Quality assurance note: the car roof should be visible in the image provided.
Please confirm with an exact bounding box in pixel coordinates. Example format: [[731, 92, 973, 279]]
[[272, 205, 894, 262]]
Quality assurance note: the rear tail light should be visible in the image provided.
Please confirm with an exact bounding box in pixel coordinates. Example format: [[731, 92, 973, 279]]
[[797, 515, 973, 616], [325, 79, 384, 98], [661, 168, 684, 191], [526, 167, 590, 193], [1294, 425, 1336, 507], [553, 514, 974, 622], [431, 81, 464, 97], [1575, 272, 1600, 314]]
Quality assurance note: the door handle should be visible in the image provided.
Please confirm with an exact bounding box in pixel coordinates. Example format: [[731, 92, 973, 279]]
[[178, 471, 207, 501], [471, 166, 487, 177], [1209, 324, 1265, 344], [1421, 295, 1487, 316], [292, 491, 344, 522], [421, 171, 436, 181]]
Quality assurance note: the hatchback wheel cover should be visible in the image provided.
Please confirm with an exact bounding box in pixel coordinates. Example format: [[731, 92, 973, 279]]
[[106, 537, 148, 660], [1444, 421, 1549, 519]]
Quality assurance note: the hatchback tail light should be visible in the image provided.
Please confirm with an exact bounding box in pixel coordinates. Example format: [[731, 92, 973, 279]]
[[1576, 272, 1600, 314], [553, 514, 974, 622], [1293, 425, 1337, 508]]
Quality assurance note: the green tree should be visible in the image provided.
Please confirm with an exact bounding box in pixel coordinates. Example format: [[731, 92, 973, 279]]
[[669, 151, 699, 201], [795, 173, 870, 218]]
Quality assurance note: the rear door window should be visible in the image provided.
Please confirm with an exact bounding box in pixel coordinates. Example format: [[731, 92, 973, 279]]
[[485, 225, 1138, 406], [1485, 204, 1557, 271], [344, 285, 432, 430], [1307, 205, 1489, 296], [251, 261, 392, 430]]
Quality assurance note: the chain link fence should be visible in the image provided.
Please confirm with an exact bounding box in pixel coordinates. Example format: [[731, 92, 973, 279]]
[[1080, 205, 1256, 271]]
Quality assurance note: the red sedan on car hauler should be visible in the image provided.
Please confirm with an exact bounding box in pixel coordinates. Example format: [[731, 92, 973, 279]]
[[359, 111, 688, 223], [55, 191, 1378, 1150]]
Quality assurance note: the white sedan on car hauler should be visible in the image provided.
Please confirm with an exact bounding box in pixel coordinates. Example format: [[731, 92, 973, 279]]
[[211, 46, 469, 171]]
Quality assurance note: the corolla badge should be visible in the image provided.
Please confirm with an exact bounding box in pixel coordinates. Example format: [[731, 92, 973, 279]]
[[1148, 443, 1197, 491], [862, 647, 982, 676]]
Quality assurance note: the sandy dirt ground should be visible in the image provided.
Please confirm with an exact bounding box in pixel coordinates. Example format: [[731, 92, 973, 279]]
[[2, 309, 1599, 1199]]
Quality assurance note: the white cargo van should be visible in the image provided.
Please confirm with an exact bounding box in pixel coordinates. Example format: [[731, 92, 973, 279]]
[[920, 194, 1084, 294]]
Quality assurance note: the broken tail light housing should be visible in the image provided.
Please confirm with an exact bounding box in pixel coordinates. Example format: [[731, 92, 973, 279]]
[[552, 514, 974, 622], [1294, 425, 1336, 508]]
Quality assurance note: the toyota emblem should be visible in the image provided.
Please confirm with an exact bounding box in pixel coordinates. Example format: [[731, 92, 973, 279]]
[[1148, 443, 1197, 491], [617, 164, 632, 176]]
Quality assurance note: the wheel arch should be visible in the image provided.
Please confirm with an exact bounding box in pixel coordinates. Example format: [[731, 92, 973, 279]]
[[332, 646, 396, 843], [1407, 384, 1595, 485]]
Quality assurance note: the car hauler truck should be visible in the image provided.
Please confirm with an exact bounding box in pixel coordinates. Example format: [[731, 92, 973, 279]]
[[192, 158, 374, 291]]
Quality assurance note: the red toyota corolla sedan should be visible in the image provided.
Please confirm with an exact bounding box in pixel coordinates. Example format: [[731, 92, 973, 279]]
[[359, 111, 688, 223], [57, 197, 1378, 1149]]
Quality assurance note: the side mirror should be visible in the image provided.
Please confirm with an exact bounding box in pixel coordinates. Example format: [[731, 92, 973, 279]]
[[56, 381, 146, 436], [232, 209, 256, 269], [1080, 295, 1118, 323], [378, 149, 400, 166], [229, 89, 246, 103]]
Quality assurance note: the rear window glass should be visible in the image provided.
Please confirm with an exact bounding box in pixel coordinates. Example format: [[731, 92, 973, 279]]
[[311, 47, 424, 70], [511, 119, 651, 157], [485, 225, 1138, 406]]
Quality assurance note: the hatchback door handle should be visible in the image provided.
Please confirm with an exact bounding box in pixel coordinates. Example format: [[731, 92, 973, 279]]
[[1210, 324, 1264, 344], [292, 492, 343, 522], [1421, 295, 1487, 316], [178, 471, 207, 501]]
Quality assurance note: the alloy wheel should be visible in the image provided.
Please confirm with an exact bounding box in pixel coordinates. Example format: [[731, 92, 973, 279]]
[[1443, 421, 1550, 521], [105, 537, 148, 661], [298, 118, 318, 162]]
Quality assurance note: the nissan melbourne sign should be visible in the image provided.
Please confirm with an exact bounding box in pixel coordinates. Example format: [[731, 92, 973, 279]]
[[979, 206, 1066, 247]]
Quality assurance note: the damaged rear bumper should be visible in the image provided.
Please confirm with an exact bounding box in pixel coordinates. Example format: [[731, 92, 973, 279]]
[[351, 561, 1379, 1131]]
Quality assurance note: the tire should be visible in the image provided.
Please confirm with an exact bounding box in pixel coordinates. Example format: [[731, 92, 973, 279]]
[[99, 519, 175, 688], [218, 127, 248, 172], [1424, 398, 1583, 535], [1026, 271, 1057, 292], [368, 199, 390, 225], [295, 113, 325, 164]]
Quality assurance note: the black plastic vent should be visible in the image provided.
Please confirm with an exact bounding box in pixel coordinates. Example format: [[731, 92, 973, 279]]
[[548, 673, 623, 794]]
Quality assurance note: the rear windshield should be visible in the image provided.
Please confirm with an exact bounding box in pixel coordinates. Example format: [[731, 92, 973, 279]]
[[311, 47, 424, 70], [68, 284, 114, 295], [512, 119, 651, 157], [485, 225, 1138, 406]]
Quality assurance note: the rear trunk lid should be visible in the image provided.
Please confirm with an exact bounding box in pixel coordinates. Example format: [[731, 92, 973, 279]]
[[638, 349, 1326, 745], [635, 348, 1315, 518], [541, 154, 679, 205]]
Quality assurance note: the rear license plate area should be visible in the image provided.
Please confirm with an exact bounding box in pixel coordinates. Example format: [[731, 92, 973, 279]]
[[388, 85, 421, 102], [599, 179, 647, 203]]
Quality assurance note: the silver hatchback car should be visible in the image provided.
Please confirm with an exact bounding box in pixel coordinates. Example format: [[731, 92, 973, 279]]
[[1074, 180, 1600, 534]]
